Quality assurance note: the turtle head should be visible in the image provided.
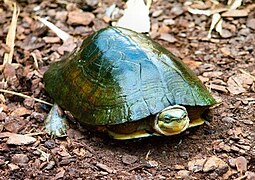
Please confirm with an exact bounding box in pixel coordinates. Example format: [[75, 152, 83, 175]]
[[154, 105, 190, 136]]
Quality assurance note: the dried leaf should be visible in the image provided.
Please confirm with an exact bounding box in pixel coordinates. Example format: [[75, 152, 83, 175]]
[[116, 0, 150, 33], [227, 75, 249, 95], [37, 17, 70, 42], [208, 13, 222, 39], [187, 7, 212, 16], [228, 0, 243, 10], [215, 18, 223, 36], [3, 1, 20, 66]]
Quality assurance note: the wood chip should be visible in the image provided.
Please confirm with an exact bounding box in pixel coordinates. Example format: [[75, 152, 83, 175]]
[[210, 84, 228, 93], [55, 168, 65, 179], [221, 9, 249, 17], [43, 37, 61, 44], [4, 119, 26, 133], [10, 107, 31, 117], [12, 154, 29, 164], [6, 134, 36, 145], [8, 163, 19, 171], [220, 47, 231, 56], [159, 33, 177, 43], [96, 162, 114, 173], [188, 159, 206, 172], [67, 11, 95, 26]]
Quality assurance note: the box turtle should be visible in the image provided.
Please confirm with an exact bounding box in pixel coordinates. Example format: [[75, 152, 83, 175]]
[[44, 26, 216, 140]]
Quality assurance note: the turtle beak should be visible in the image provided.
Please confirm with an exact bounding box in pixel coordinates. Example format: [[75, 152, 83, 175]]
[[157, 118, 189, 135], [154, 105, 190, 136]]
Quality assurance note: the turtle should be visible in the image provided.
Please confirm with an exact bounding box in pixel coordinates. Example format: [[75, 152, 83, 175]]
[[43, 26, 216, 140]]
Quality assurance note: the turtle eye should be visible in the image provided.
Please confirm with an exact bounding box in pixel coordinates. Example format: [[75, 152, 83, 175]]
[[158, 112, 175, 123], [162, 114, 174, 123]]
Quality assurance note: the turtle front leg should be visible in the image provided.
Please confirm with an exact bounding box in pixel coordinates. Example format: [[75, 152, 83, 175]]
[[45, 103, 69, 137]]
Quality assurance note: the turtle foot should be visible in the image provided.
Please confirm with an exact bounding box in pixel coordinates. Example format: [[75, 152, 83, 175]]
[[45, 103, 69, 137]]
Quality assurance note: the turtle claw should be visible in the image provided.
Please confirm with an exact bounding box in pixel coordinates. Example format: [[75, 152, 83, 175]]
[[45, 103, 69, 138]]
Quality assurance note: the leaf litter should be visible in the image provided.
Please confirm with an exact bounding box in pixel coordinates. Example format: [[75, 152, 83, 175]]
[[0, 0, 254, 179]]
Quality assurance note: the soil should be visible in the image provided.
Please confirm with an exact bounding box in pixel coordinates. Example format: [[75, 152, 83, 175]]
[[0, 0, 255, 179]]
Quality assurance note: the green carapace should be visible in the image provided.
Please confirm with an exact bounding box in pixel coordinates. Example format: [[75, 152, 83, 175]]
[[44, 26, 216, 140]]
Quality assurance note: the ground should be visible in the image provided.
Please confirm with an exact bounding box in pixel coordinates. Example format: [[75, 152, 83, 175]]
[[0, 0, 255, 179]]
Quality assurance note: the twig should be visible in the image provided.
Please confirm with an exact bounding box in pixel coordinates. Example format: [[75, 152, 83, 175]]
[[0, 89, 53, 106], [36, 16, 71, 42], [25, 132, 46, 136], [31, 52, 39, 70], [3, 1, 20, 66]]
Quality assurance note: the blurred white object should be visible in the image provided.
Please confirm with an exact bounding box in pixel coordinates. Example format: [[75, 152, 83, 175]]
[[116, 0, 150, 33]]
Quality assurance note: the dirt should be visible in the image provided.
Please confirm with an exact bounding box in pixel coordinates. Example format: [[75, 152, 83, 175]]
[[0, 0, 255, 179]]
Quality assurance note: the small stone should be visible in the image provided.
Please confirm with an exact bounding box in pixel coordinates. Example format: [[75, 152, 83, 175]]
[[203, 156, 229, 174], [221, 29, 233, 38], [176, 170, 190, 178], [44, 161, 55, 170], [228, 158, 236, 168], [12, 154, 29, 165], [67, 11, 95, 25], [8, 163, 19, 171], [122, 155, 138, 165], [188, 158, 206, 172], [247, 18, 255, 30], [7, 134, 36, 145], [44, 140, 55, 149], [235, 156, 247, 175]]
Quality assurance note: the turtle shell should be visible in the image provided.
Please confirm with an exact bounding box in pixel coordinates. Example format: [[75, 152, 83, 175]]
[[44, 26, 216, 126]]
